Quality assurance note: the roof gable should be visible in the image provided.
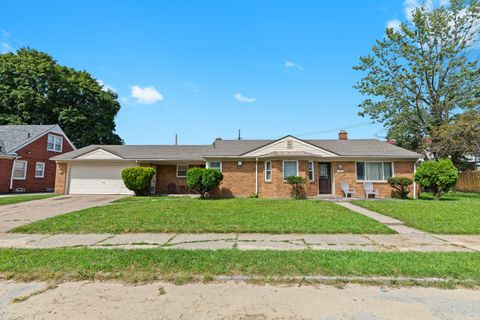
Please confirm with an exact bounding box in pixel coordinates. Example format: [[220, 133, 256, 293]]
[[242, 135, 338, 157], [76, 148, 123, 160]]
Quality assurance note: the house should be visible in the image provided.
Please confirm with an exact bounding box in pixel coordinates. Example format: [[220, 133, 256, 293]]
[[0, 125, 75, 194], [52, 131, 421, 198]]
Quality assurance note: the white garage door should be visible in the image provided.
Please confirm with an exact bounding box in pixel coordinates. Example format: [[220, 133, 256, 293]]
[[68, 164, 134, 195]]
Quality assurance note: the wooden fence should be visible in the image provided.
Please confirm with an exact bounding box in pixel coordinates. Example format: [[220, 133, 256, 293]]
[[454, 171, 480, 193]]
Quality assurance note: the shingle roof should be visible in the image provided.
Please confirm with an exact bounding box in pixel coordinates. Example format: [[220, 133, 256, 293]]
[[53, 137, 421, 161], [0, 125, 57, 153]]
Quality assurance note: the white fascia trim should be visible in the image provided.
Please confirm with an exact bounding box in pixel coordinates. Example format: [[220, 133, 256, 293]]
[[242, 136, 338, 157], [75, 148, 123, 159]]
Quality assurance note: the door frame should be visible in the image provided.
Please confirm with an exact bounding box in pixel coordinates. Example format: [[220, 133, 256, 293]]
[[318, 162, 333, 195]]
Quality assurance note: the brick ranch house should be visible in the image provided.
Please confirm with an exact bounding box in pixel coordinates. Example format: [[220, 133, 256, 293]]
[[52, 131, 421, 198], [0, 125, 75, 194]]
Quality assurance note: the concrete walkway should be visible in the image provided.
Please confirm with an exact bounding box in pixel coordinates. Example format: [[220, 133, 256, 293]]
[[0, 195, 125, 232], [1, 232, 479, 251]]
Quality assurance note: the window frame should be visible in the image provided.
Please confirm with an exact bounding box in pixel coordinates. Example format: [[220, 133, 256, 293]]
[[264, 161, 272, 182], [176, 164, 189, 178], [13, 160, 28, 180], [355, 161, 394, 182], [47, 134, 63, 152], [308, 160, 315, 182], [35, 162, 45, 178], [282, 160, 298, 180], [207, 161, 222, 172]]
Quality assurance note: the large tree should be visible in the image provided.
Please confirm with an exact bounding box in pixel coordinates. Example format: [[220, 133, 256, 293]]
[[354, 0, 480, 154], [0, 48, 123, 147]]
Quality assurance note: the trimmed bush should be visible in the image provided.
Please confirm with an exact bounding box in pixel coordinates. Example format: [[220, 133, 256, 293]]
[[414, 159, 458, 200], [286, 176, 307, 200], [187, 168, 224, 199], [121, 167, 156, 196], [387, 177, 413, 199]]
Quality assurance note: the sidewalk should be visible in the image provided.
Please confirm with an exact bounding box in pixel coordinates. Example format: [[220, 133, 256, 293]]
[[1, 232, 479, 251]]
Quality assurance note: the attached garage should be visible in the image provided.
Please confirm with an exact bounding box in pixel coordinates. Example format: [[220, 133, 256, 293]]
[[68, 163, 134, 195]]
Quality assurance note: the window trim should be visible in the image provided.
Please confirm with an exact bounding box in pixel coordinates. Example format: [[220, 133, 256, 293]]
[[264, 161, 272, 182], [13, 160, 28, 180], [355, 161, 394, 182], [308, 160, 315, 182], [47, 134, 63, 152], [35, 162, 45, 178], [176, 164, 189, 178], [207, 161, 222, 172], [282, 160, 299, 181]]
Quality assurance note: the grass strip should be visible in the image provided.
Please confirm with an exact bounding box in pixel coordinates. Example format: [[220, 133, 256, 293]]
[[0, 194, 56, 206], [1, 248, 479, 283]]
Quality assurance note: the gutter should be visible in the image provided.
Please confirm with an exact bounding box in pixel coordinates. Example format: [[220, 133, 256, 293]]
[[413, 158, 423, 199], [9, 156, 20, 193]]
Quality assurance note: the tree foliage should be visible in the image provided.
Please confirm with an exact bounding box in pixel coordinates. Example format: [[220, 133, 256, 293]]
[[186, 168, 224, 199], [414, 159, 458, 199], [387, 176, 414, 199], [354, 0, 480, 153], [121, 167, 156, 196], [286, 176, 307, 200], [0, 48, 123, 147]]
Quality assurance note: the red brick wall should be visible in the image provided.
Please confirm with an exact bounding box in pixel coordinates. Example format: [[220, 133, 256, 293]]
[[333, 161, 416, 198], [11, 133, 74, 193], [0, 158, 14, 193]]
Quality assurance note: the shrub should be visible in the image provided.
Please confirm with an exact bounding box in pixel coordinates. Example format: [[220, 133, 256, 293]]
[[286, 176, 307, 200], [121, 167, 156, 196], [187, 168, 224, 199], [387, 177, 413, 199], [414, 159, 458, 200]]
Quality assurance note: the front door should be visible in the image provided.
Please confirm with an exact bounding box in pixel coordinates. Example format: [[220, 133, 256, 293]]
[[318, 162, 332, 194]]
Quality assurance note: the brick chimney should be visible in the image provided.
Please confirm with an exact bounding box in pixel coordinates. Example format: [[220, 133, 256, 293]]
[[338, 130, 348, 140]]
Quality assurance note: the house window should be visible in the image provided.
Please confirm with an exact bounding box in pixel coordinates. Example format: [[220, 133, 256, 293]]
[[283, 160, 298, 180], [207, 161, 222, 171], [356, 162, 393, 181], [47, 134, 63, 152], [264, 161, 272, 182], [176, 164, 189, 178], [35, 162, 45, 178], [308, 161, 314, 182], [13, 160, 27, 180]]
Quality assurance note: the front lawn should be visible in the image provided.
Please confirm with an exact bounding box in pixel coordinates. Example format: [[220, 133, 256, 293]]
[[1, 248, 479, 284], [11, 197, 393, 234], [0, 194, 56, 206], [353, 192, 480, 234]]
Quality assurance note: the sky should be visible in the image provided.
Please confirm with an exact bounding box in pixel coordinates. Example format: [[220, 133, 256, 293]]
[[0, 0, 435, 145]]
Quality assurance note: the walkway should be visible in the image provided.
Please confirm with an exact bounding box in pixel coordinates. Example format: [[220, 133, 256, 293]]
[[0, 195, 125, 232], [1, 232, 479, 251]]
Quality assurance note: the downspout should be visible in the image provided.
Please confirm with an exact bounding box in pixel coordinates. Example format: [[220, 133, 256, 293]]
[[9, 157, 19, 193], [413, 158, 422, 199], [255, 157, 259, 196]]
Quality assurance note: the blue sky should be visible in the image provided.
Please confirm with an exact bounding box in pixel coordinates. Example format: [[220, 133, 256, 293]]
[[1, 0, 419, 144]]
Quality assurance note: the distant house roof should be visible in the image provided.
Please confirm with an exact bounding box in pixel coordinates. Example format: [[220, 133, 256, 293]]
[[53, 135, 421, 161], [0, 124, 74, 155]]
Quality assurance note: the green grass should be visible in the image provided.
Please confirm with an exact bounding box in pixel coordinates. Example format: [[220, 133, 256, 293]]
[[0, 248, 479, 284], [11, 197, 394, 234], [0, 194, 56, 206], [353, 192, 480, 234]]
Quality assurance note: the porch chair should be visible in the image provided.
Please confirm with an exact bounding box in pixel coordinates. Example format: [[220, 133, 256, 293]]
[[340, 181, 356, 198], [363, 182, 379, 198]]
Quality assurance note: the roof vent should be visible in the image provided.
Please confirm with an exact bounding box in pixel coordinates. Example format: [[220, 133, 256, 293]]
[[27, 133, 31, 138], [287, 140, 293, 149], [338, 130, 348, 140]]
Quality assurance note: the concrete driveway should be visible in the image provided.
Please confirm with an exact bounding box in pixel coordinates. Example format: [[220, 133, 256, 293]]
[[0, 195, 126, 232]]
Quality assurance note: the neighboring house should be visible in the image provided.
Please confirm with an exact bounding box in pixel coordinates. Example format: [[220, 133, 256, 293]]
[[0, 125, 75, 194], [52, 131, 421, 198]]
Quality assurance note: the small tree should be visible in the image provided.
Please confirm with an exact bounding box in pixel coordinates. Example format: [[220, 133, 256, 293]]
[[414, 159, 458, 200], [121, 167, 156, 196], [387, 177, 413, 199], [286, 176, 307, 200], [186, 168, 223, 199]]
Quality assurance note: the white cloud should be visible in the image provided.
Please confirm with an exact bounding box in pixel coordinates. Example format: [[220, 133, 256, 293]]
[[97, 80, 116, 92], [130, 85, 164, 104], [0, 42, 13, 53], [386, 19, 402, 31], [234, 92, 256, 103], [185, 81, 200, 93], [284, 60, 304, 71]]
